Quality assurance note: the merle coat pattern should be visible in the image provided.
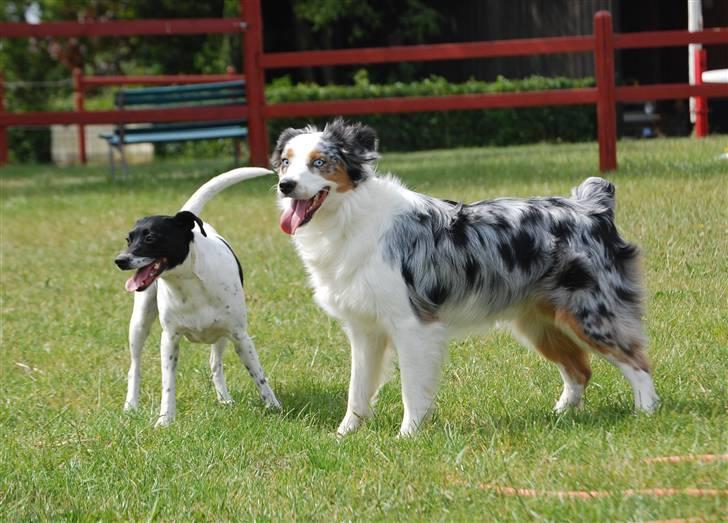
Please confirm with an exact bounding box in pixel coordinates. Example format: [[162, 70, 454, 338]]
[[274, 119, 658, 436]]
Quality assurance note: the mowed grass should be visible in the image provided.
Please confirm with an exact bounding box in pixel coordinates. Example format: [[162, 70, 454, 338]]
[[1, 137, 727, 521]]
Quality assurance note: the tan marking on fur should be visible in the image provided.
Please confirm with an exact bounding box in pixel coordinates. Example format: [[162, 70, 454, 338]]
[[553, 306, 651, 372], [538, 326, 592, 385], [416, 310, 439, 324], [327, 163, 355, 193], [307, 149, 355, 193], [515, 301, 591, 385]]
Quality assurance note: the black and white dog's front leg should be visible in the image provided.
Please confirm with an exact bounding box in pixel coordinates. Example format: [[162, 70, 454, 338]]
[[337, 322, 389, 436], [125, 283, 158, 411], [155, 329, 181, 428]]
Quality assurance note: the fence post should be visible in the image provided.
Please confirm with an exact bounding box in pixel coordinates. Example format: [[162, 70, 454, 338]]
[[73, 68, 87, 164], [594, 11, 617, 172], [241, 0, 269, 167], [0, 74, 8, 166], [693, 48, 708, 137], [0, 74, 7, 165]]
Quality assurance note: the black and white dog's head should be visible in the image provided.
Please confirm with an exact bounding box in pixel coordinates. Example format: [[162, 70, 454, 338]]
[[272, 118, 379, 234], [115, 211, 206, 292]]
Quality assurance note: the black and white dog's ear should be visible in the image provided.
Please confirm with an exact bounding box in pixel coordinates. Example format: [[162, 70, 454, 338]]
[[174, 211, 207, 237]]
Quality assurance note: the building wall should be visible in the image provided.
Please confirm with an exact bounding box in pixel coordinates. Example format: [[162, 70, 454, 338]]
[[429, 0, 617, 81]]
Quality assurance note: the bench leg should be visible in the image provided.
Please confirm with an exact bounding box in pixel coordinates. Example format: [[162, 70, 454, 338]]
[[234, 138, 241, 165], [108, 144, 116, 178], [119, 143, 129, 177]]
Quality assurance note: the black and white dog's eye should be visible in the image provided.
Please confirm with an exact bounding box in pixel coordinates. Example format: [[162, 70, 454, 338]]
[[281, 158, 290, 167], [144, 235, 155, 243], [313, 158, 325, 168]]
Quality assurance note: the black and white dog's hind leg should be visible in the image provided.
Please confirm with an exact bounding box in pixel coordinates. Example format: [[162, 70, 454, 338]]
[[210, 338, 233, 404], [231, 330, 281, 409]]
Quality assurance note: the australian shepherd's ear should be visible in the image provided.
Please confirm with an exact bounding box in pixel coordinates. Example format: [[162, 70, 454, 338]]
[[322, 118, 379, 183], [271, 125, 316, 169]]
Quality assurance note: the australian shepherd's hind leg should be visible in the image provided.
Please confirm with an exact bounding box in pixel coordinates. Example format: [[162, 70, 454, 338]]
[[125, 283, 158, 411], [513, 304, 592, 413], [554, 308, 659, 413]]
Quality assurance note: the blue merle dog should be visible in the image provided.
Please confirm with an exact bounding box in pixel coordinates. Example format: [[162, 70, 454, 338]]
[[273, 118, 659, 436]]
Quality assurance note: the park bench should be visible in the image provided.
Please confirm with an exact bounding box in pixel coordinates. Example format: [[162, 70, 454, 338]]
[[100, 80, 247, 176]]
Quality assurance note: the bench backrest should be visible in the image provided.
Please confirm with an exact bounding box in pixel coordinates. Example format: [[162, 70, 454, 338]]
[[115, 80, 246, 108]]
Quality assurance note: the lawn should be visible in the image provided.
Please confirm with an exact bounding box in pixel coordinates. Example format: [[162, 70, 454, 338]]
[[1, 137, 726, 521]]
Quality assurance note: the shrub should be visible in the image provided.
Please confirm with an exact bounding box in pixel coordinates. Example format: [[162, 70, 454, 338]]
[[266, 71, 596, 152]]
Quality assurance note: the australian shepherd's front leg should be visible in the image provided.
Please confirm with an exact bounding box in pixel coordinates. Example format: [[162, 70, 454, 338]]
[[388, 319, 449, 435], [337, 321, 390, 435]]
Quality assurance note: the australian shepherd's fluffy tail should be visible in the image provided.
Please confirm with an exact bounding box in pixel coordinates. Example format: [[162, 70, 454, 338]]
[[273, 119, 659, 436]]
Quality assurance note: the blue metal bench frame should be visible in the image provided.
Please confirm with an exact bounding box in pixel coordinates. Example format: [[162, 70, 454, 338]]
[[99, 80, 247, 176]]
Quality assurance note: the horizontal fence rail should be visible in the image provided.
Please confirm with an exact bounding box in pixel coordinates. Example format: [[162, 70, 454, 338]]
[[0, 19, 246, 38], [614, 28, 728, 49], [0, 0, 727, 170], [0, 106, 249, 126], [261, 36, 595, 69]]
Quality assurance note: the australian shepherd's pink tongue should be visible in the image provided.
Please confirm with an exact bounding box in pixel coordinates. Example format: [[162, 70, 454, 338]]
[[125, 263, 157, 292], [280, 198, 311, 235]]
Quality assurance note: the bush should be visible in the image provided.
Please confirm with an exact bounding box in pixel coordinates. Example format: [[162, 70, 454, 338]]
[[266, 71, 596, 152]]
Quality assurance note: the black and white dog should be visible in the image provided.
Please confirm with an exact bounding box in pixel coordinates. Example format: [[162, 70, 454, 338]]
[[273, 119, 659, 436], [115, 168, 280, 427]]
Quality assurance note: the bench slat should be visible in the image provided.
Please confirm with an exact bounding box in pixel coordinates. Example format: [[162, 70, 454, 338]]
[[102, 126, 247, 145], [118, 91, 245, 106], [118, 80, 244, 96]]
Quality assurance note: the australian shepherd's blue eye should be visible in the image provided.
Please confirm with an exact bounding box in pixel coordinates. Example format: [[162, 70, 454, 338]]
[[313, 158, 326, 168], [281, 158, 290, 167]]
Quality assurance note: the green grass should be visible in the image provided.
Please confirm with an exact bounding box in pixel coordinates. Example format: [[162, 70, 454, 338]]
[[1, 137, 727, 521]]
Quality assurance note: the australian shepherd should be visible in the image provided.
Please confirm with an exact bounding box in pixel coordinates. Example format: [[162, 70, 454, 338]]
[[273, 119, 658, 436]]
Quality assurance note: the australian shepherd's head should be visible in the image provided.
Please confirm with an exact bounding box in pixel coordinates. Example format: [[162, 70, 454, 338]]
[[271, 118, 378, 234]]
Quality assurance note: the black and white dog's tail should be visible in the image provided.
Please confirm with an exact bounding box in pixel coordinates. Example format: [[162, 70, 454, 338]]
[[571, 176, 616, 216], [181, 167, 272, 215]]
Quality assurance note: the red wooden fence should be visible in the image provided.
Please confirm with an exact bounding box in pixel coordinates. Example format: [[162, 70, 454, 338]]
[[0, 0, 726, 171]]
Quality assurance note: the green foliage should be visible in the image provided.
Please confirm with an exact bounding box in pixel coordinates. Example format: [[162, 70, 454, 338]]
[[292, 0, 442, 47], [267, 71, 597, 151], [2, 138, 727, 520]]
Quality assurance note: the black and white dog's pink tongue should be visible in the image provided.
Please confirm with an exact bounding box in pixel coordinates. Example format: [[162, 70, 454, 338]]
[[280, 199, 310, 235], [124, 263, 156, 292]]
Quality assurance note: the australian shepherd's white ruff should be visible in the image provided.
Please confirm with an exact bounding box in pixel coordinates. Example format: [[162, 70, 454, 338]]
[[274, 119, 659, 436]]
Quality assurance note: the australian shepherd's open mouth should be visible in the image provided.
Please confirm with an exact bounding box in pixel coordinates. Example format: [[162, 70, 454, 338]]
[[280, 188, 330, 235], [125, 258, 168, 292]]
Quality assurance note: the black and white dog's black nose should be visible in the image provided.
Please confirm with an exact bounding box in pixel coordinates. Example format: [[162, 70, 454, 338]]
[[278, 179, 297, 196], [115, 253, 132, 270]]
